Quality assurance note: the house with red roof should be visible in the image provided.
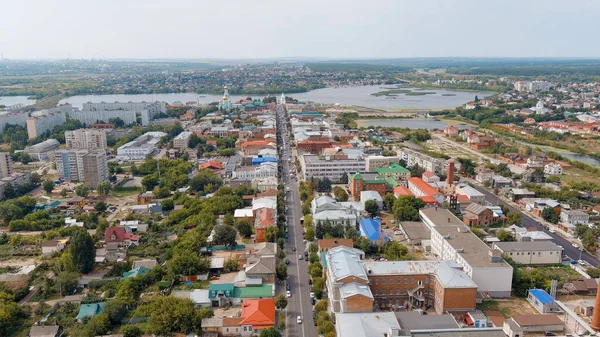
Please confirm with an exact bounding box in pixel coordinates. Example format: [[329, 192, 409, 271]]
[[199, 160, 225, 176], [254, 208, 275, 243], [240, 299, 276, 332], [393, 186, 413, 198], [239, 141, 276, 156], [105, 227, 140, 247], [443, 125, 459, 137]]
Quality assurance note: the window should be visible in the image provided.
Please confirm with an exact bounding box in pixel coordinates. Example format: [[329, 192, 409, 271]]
[[375, 279, 379, 285], [397, 278, 401, 284], [390, 278, 393, 284], [411, 278, 415, 284], [404, 278, 408, 284], [425, 278, 429, 284], [375, 289, 379, 295], [397, 289, 401, 295], [382, 279, 386, 285]]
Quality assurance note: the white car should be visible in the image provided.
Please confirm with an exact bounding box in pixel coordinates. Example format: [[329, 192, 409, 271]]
[[549, 229, 556, 234], [297, 316, 302, 324], [299, 254, 303, 260], [572, 243, 579, 248], [286, 290, 291, 298], [310, 292, 314, 298]]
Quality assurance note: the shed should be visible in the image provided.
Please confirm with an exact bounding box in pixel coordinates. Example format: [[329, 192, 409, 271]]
[[527, 289, 557, 313]]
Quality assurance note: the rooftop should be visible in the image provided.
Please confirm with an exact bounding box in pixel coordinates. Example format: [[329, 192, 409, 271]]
[[326, 246, 368, 282], [362, 260, 478, 288], [512, 314, 563, 327], [420, 208, 511, 269], [528, 289, 554, 304], [335, 312, 400, 337], [395, 311, 459, 330], [494, 241, 562, 252]]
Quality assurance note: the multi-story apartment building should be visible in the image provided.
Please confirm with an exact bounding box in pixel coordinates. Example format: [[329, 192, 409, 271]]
[[397, 148, 447, 174], [373, 162, 410, 181], [0, 110, 28, 134], [365, 155, 401, 171], [27, 111, 67, 139], [233, 162, 277, 180], [55, 149, 108, 187], [492, 242, 563, 265], [364, 260, 478, 313], [301, 152, 365, 182], [560, 209, 590, 226], [0, 152, 12, 179], [116, 132, 167, 161], [68, 109, 139, 126], [65, 129, 107, 149], [173, 131, 193, 151], [23, 139, 61, 161], [420, 208, 513, 297], [82, 101, 166, 118]]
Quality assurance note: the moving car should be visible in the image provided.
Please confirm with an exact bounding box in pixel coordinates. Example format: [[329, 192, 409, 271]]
[[286, 290, 291, 298], [297, 316, 302, 324], [549, 228, 556, 234], [298, 254, 303, 260]]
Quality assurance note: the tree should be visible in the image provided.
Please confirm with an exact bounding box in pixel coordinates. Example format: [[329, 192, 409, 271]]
[[312, 277, 325, 299], [471, 227, 487, 240], [340, 172, 349, 184], [103, 299, 128, 324], [69, 230, 96, 273], [318, 177, 332, 192], [55, 271, 78, 297], [96, 181, 111, 196], [309, 262, 323, 279], [235, 219, 253, 238], [275, 294, 288, 309], [384, 193, 395, 210], [75, 184, 89, 198], [60, 188, 68, 197], [223, 213, 235, 227], [224, 257, 239, 273], [276, 262, 288, 280], [392, 196, 424, 221], [314, 299, 328, 314], [94, 202, 107, 213], [148, 297, 197, 336], [161, 198, 174, 211], [506, 211, 522, 226], [277, 238, 285, 250], [383, 241, 410, 261], [43, 180, 54, 194], [305, 227, 315, 242], [265, 226, 279, 243], [587, 267, 600, 278], [496, 229, 515, 242], [542, 207, 559, 224], [120, 325, 143, 337], [333, 186, 348, 202], [364, 200, 379, 216], [212, 225, 237, 247], [260, 327, 282, 337]]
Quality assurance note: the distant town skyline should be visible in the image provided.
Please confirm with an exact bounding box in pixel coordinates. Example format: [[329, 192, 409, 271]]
[[2, 0, 600, 60]]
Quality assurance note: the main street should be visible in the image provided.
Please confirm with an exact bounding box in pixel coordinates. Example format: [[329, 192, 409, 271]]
[[468, 182, 600, 267], [277, 104, 317, 337]]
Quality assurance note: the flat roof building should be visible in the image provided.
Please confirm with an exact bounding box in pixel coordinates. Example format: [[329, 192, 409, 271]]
[[492, 241, 563, 265], [65, 129, 107, 149], [420, 208, 513, 297], [116, 132, 167, 161], [24, 139, 60, 161], [173, 131, 193, 151]]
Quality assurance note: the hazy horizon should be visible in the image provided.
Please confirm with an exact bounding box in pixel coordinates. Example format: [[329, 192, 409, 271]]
[[2, 0, 600, 60]]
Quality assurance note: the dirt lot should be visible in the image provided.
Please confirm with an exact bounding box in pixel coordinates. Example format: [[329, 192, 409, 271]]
[[477, 297, 538, 317], [213, 306, 242, 318]]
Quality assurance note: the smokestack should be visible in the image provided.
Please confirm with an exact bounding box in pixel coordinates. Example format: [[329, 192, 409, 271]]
[[447, 161, 455, 186], [591, 282, 600, 331]]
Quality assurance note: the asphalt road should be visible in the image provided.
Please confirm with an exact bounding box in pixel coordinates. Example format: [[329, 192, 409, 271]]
[[468, 182, 600, 267], [277, 104, 317, 337]]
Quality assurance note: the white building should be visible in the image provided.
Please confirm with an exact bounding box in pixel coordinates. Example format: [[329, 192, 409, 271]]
[[311, 196, 360, 228], [0, 152, 12, 179], [527, 81, 553, 93], [116, 132, 167, 161], [301, 153, 365, 181], [365, 155, 400, 171], [420, 208, 513, 297], [397, 147, 447, 174], [68, 109, 139, 126], [82, 101, 166, 121], [65, 129, 107, 149], [324, 246, 370, 314], [23, 139, 61, 161], [335, 312, 400, 337], [55, 149, 109, 187], [0, 110, 28, 134], [543, 163, 562, 175], [360, 191, 383, 210], [27, 110, 67, 139], [173, 131, 193, 151], [454, 183, 486, 204], [492, 242, 563, 265], [560, 209, 589, 227], [233, 162, 278, 180]]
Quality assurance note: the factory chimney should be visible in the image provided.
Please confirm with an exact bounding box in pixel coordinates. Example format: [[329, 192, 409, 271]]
[[446, 161, 455, 186], [591, 282, 600, 331]]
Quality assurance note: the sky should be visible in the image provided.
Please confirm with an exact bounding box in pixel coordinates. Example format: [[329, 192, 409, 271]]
[[2, 0, 600, 60]]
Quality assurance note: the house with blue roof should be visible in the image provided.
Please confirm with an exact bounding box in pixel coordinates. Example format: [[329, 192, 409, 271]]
[[527, 289, 557, 313], [121, 266, 151, 280], [77, 302, 105, 322], [358, 218, 383, 242]]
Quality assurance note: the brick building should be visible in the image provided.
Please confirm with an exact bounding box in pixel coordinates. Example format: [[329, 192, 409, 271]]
[[463, 203, 496, 227], [348, 173, 387, 200]]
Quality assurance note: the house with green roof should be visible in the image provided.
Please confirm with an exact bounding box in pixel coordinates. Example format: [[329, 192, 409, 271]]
[[121, 266, 151, 280], [373, 163, 410, 181], [77, 302, 105, 322], [209, 284, 235, 307], [232, 285, 273, 304]]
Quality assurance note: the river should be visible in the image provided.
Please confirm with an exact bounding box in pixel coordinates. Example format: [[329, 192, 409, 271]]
[[59, 85, 488, 110], [357, 119, 475, 130], [0, 95, 36, 107]]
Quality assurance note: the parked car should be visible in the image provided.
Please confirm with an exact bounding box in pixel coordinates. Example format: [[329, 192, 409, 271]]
[[286, 284, 291, 291], [285, 259, 290, 265], [286, 290, 291, 298], [298, 254, 303, 260], [297, 316, 302, 324]]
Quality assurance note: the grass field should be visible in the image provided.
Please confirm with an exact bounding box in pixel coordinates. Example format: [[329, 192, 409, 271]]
[[477, 297, 538, 317]]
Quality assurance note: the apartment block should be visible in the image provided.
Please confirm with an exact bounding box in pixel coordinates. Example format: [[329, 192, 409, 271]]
[[173, 131, 193, 151], [397, 147, 447, 174], [68, 109, 138, 126], [55, 149, 109, 187], [0, 152, 12, 179], [301, 151, 365, 181], [27, 111, 67, 139], [0, 111, 28, 134], [82, 101, 166, 119], [420, 208, 513, 297], [365, 155, 400, 171], [65, 129, 108, 149]]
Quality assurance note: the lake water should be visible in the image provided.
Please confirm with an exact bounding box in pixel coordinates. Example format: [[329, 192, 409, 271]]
[[59, 85, 487, 110], [0, 96, 36, 106], [357, 119, 475, 130], [561, 154, 600, 167]]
